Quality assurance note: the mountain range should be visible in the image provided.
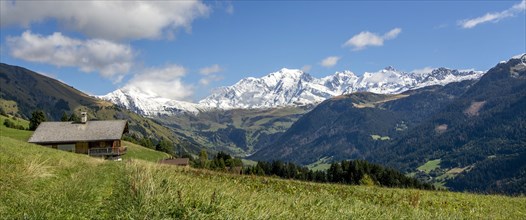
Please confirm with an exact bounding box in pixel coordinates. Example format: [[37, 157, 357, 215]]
[[101, 67, 483, 115], [250, 54, 526, 194]]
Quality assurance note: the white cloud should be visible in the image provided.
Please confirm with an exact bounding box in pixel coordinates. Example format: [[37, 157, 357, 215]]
[[124, 65, 194, 100], [459, 0, 525, 29], [198, 64, 224, 85], [321, 56, 340, 68], [343, 28, 402, 51], [458, 68, 477, 73], [226, 3, 235, 15], [433, 23, 449, 29], [411, 67, 435, 74], [7, 31, 133, 81], [199, 64, 223, 75], [199, 75, 224, 86], [0, 1, 210, 41], [301, 65, 312, 72], [383, 28, 402, 40]]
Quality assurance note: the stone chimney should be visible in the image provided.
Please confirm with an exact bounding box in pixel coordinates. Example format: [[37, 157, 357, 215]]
[[81, 112, 87, 123]]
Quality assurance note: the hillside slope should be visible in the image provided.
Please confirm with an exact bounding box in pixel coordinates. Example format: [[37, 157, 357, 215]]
[[1, 137, 525, 219], [375, 55, 526, 194], [250, 80, 476, 163]]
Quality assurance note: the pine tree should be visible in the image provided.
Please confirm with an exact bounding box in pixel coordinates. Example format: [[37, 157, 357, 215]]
[[198, 150, 209, 169], [60, 112, 69, 121], [156, 138, 174, 155], [29, 110, 46, 131], [69, 113, 80, 122]]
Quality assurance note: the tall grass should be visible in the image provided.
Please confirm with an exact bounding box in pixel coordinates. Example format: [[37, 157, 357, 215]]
[[1, 137, 525, 219]]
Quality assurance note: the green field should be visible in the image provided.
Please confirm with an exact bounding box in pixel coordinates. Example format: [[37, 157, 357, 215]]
[[306, 157, 333, 171], [1, 136, 525, 219], [418, 159, 442, 174], [0, 115, 32, 141], [122, 141, 170, 162]]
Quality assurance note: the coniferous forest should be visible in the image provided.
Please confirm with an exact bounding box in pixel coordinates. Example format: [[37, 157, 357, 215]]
[[190, 151, 433, 190]]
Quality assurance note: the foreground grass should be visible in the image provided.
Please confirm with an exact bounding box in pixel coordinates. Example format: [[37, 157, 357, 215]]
[[1, 137, 525, 219]]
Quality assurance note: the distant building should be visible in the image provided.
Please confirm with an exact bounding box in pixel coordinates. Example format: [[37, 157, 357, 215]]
[[159, 158, 190, 167], [28, 112, 128, 159]]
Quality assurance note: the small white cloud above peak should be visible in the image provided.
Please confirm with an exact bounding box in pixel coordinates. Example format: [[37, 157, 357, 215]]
[[321, 56, 340, 68], [199, 64, 224, 87], [301, 65, 312, 72], [458, 0, 525, 29], [343, 28, 402, 51], [123, 64, 194, 101], [383, 28, 402, 40], [412, 67, 436, 75], [225, 3, 234, 15], [199, 64, 223, 75]]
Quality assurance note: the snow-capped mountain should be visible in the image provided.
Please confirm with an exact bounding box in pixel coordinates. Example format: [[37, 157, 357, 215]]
[[199, 67, 483, 109], [100, 86, 202, 116], [100, 67, 484, 116], [347, 66, 484, 94], [198, 68, 358, 109]]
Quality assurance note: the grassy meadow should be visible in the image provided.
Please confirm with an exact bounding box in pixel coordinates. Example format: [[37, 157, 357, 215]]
[[417, 159, 442, 174], [1, 134, 526, 219], [121, 141, 170, 162], [0, 115, 32, 141]]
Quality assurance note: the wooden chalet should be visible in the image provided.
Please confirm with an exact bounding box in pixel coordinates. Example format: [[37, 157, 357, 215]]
[[28, 113, 128, 159]]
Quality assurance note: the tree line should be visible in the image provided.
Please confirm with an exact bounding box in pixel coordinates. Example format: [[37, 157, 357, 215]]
[[191, 150, 434, 190], [192, 150, 243, 171], [244, 159, 434, 190]]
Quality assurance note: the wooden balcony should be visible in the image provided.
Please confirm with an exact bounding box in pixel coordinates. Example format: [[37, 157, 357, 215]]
[[88, 146, 127, 156]]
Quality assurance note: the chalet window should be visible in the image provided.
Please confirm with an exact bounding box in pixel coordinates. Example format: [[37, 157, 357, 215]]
[[57, 144, 75, 152]]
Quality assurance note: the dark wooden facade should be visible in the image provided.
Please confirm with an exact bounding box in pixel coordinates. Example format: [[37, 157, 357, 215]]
[[44, 140, 127, 157]]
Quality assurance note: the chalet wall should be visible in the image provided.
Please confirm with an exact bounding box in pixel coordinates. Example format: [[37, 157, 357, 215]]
[[75, 142, 89, 154]]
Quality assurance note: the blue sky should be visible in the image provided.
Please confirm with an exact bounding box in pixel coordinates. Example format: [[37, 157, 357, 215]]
[[1, 1, 525, 101]]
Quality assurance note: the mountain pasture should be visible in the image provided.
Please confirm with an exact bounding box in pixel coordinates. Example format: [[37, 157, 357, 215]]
[[1, 137, 525, 219]]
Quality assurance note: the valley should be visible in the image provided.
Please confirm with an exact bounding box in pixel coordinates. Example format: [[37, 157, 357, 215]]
[[153, 105, 313, 156], [1, 55, 525, 196]]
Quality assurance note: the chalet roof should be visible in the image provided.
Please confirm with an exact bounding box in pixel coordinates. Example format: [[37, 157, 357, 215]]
[[28, 120, 128, 144]]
